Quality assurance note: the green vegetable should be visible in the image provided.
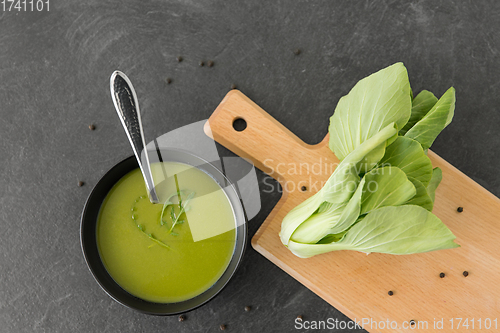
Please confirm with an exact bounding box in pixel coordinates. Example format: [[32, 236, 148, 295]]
[[399, 90, 438, 135], [404, 87, 455, 149], [378, 136, 433, 186], [358, 166, 416, 215], [280, 63, 459, 257], [290, 166, 416, 244], [405, 177, 433, 211], [328, 62, 411, 172], [287, 205, 459, 258], [280, 123, 397, 245], [426, 167, 442, 203]]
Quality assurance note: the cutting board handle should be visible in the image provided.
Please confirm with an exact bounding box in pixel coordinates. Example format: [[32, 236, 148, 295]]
[[205, 90, 335, 184]]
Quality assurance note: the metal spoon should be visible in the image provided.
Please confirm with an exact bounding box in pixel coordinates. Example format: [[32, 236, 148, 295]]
[[110, 71, 160, 204]]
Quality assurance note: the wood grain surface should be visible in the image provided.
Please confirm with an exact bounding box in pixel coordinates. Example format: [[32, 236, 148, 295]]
[[206, 90, 500, 332]]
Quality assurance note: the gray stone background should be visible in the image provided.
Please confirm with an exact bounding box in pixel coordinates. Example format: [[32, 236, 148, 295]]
[[1, 0, 499, 332]]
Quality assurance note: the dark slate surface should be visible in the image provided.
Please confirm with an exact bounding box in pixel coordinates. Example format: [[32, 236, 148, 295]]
[[1, 1, 500, 332]]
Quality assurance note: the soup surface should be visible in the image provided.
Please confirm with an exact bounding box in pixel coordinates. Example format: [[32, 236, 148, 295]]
[[97, 162, 236, 303]]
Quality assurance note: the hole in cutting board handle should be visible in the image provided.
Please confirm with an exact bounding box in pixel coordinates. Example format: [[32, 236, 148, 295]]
[[232, 118, 247, 132]]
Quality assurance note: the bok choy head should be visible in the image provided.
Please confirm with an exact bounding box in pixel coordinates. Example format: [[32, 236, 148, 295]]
[[280, 62, 459, 257]]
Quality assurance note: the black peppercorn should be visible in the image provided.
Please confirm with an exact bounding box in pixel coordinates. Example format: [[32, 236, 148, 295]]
[[199, 61, 204, 67], [388, 290, 394, 296], [297, 315, 303, 321], [410, 320, 416, 326], [244, 306, 251, 312], [231, 84, 237, 90], [89, 124, 95, 131], [220, 324, 226, 330], [439, 272, 445, 278], [78, 181, 84, 187], [463, 271, 469, 277], [176, 56, 183, 62], [207, 60, 214, 67], [178, 315, 185, 322], [301, 186, 307, 192], [166, 78, 172, 84], [457, 207, 463, 213], [293, 49, 301, 55]]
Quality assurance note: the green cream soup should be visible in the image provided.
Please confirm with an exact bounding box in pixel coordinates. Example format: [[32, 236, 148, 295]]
[[97, 162, 236, 303]]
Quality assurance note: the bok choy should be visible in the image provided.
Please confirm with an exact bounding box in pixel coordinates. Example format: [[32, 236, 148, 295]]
[[279, 62, 459, 258]]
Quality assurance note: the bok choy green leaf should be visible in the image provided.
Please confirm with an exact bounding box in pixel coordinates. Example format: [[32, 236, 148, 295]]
[[287, 205, 459, 258], [378, 136, 433, 187], [399, 90, 438, 136], [426, 167, 443, 203], [328, 63, 411, 163], [405, 177, 434, 212], [404, 87, 455, 149]]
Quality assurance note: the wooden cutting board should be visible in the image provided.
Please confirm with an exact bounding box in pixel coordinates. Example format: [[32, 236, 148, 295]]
[[206, 90, 500, 332]]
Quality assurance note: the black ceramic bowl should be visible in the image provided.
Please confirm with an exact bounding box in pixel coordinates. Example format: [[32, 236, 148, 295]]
[[80, 149, 247, 315]]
